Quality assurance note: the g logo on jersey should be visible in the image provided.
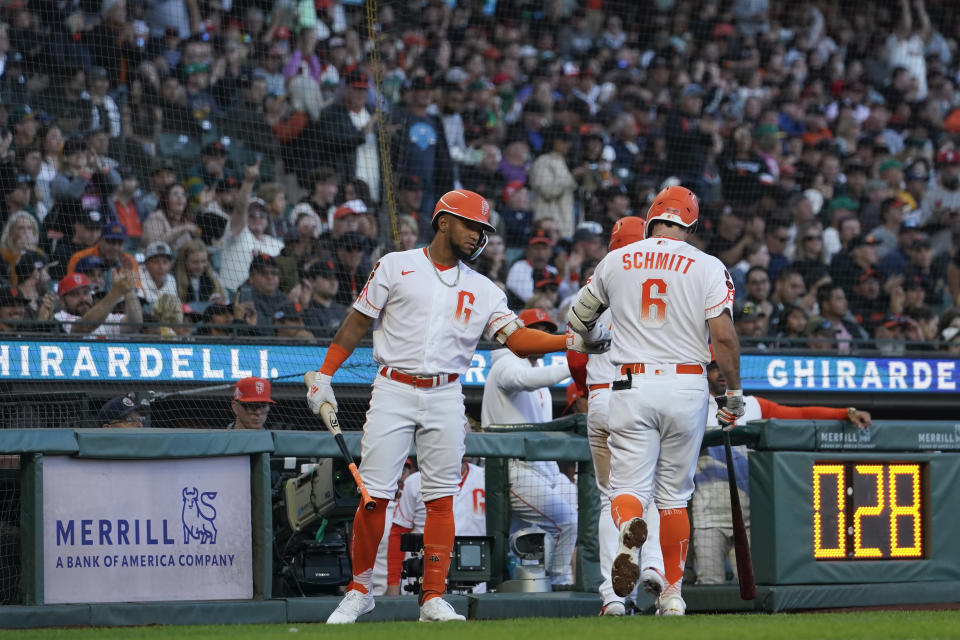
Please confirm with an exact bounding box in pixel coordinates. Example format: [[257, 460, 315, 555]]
[[455, 290, 475, 324]]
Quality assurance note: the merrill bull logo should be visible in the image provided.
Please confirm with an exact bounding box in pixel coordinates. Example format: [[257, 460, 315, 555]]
[[182, 487, 218, 544]]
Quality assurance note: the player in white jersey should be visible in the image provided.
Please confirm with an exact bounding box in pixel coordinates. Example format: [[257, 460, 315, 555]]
[[572, 216, 665, 615], [482, 308, 579, 586], [692, 356, 871, 584], [387, 459, 486, 594], [567, 186, 744, 616], [308, 189, 608, 624]]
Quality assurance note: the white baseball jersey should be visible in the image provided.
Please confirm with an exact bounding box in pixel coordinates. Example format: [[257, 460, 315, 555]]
[[692, 396, 761, 528], [393, 464, 486, 536], [355, 248, 517, 374], [585, 237, 734, 365], [481, 349, 570, 483]]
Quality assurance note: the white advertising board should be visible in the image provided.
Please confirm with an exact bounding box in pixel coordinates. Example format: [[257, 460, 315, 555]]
[[42, 456, 253, 603]]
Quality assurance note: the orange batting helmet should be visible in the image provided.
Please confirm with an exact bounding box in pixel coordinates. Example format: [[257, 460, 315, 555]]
[[432, 189, 496, 260], [609, 216, 646, 251], [644, 185, 699, 238], [518, 307, 558, 333]]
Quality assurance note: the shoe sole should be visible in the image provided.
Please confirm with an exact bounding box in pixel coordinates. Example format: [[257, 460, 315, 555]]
[[641, 568, 664, 596], [326, 597, 374, 624], [611, 518, 647, 597]]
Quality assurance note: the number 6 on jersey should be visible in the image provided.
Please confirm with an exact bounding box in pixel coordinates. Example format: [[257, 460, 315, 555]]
[[640, 278, 668, 327]]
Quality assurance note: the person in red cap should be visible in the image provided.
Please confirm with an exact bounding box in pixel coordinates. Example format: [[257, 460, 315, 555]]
[[54, 270, 142, 336], [917, 148, 960, 245], [505, 228, 558, 306], [480, 307, 580, 588], [229, 376, 276, 430]]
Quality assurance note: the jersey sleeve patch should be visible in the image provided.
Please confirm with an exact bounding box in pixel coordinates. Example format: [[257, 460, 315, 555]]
[[704, 265, 735, 319], [353, 258, 388, 317]]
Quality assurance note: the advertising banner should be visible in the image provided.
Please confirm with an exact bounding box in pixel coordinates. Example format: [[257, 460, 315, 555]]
[[2, 341, 956, 393], [42, 456, 252, 603]]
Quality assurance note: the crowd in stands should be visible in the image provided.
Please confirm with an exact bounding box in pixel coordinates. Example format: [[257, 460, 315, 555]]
[[0, 0, 957, 351]]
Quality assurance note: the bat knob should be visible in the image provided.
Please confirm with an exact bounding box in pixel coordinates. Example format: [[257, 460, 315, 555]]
[[364, 501, 376, 511]]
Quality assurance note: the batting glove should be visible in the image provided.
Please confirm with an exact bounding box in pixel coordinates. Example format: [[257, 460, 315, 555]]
[[306, 372, 338, 414], [716, 390, 745, 431], [566, 323, 612, 354]]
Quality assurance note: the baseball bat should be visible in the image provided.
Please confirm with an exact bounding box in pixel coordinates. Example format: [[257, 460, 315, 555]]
[[723, 427, 756, 600], [305, 372, 376, 511]]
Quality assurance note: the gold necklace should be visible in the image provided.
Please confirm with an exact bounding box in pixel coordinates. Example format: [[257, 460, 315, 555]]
[[425, 247, 461, 288]]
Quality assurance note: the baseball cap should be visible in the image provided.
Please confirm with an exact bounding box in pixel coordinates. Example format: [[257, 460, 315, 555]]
[[398, 174, 422, 191], [74, 255, 106, 273], [249, 253, 277, 272], [334, 199, 368, 219], [0, 285, 28, 308], [101, 222, 127, 240], [734, 301, 767, 321], [754, 124, 783, 139], [58, 273, 92, 296], [849, 234, 881, 249], [904, 275, 924, 290], [306, 260, 337, 280], [7, 104, 34, 127], [338, 230, 368, 252], [215, 175, 239, 192], [98, 395, 150, 425], [857, 269, 880, 284], [827, 196, 859, 214], [89, 66, 108, 80], [881, 314, 910, 329], [573, 221, 602, 243], [14, 251, 55, 282], [409, 75, 433, 91], [681, 83, 705, 98], [501, 181, 525, 203], [151, 156, 177, 174], [529, 229, 552, 245], [145, 241, 173, 261], [202, 140, 228, 156], [518, 307, 557, 333], [274, 301, 303, 323], [345, 68, 369, 89], [910, 237, 932, 250], [878, 158, 904, 174], [532, 268, 560, 290], [940, 326, 960, 343], [233, 376, 276, 403], [804, 315, 834, 336], [936, 148, 960, 166]]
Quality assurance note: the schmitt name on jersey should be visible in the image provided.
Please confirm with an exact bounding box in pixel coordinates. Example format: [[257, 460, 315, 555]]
[[762, 357, 957, 392]]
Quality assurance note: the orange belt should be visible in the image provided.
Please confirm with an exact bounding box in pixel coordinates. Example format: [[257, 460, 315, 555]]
[[619, 363, 704, 375], [379, 366, 459, 388], [588, 383, 611, 391]]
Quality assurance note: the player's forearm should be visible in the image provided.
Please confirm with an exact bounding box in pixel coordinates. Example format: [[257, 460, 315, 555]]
[[499, 360, 570, 393], [320, 309, 373, 376], [708, 313, 741, 390], [505, 327, 566, 358], [72, 290, 124, 335]]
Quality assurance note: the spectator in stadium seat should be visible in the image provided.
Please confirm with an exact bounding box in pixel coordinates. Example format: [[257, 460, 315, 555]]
[[186, 141, 232, 201], [734, 301, 769, 348], [764, 222, 791, 280], [903, 237, 948, 307], [99, 395, 149, 429], [294, 167, 339, 232], [174, 239, 226, 306], [332, 230, 371, 307], [55, 270, 142, 336], [773, 305, 809, 349], [105, 166, 144, 249], [142, 183, 200, 251], [831, 234, 882, 295], [529, 123, 579, 239], [237, 253, 285, 333], [390, 74, 454, 219], [396, 215, 419, 251], [869, 197, 908, 260], [257, 182, 291, 240], [664, 83, 715, 196], [303, 259, 347, 338], [220, 193, 284, 293], [498, 181, 533, 248], [74, 256, 107, 292], [0, 210, 39, 283], [228, 376, 276, 430], [461, 143, 508, 206], [741, 266, 772, 315], [0, 284, 29, 332], [731, 243, 770, 302], [318, 68, 378, 185], [139, 241, 179, 309], [526, 269, 561, 319], [790, 222, 830, 289], [506, 228, 557, 308], [15, 250, 54, 322], [817, 284, 869, 353], [474, 233, 509, 293], [51, 135, 120, 210], [848, 269, 889, 335], [273, 301, 314, 340], [66, 220, 138, 284]]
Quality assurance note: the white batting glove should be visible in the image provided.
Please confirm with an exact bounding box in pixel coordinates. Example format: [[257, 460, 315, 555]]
[[716, 390, 745, 431], [306, 372, 338, 414], [565, 323, 612, 354]]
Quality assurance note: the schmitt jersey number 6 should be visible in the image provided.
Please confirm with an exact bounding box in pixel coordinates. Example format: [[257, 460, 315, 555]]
[[639, 278, 668, 328]]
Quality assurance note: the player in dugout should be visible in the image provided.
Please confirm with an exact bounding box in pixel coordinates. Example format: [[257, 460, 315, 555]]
[[307, 189, 609, 624], [691, 356, 872, 584], [482, 307, 579, 588]]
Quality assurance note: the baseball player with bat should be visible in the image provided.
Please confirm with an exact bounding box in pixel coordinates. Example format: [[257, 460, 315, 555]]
[[567, 185, 742, 617], [307, 189, 609, 624], [692, 356, 872, 585]]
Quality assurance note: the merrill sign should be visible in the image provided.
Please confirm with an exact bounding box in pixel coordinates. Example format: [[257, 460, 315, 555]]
[[43, 457, 253, 604]]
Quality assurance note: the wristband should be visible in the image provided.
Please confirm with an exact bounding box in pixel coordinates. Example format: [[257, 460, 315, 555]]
[[725, 389, 743, 398], [319, 343, 350, 376]]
